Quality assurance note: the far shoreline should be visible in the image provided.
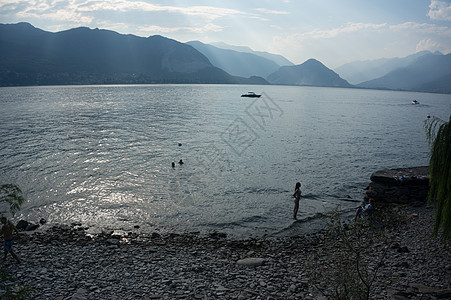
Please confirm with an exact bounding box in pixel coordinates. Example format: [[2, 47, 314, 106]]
[[1, 82, 450, 95]]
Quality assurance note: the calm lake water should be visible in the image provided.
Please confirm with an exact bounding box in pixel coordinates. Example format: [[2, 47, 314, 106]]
[[0, 84, 450, 238]]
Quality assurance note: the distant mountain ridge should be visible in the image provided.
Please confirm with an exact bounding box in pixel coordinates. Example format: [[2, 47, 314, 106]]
[[1, 22, 450, 93], [266, 59, 352, 87], [184, 40, 353, 88], [0, 22, 267, 86], [357, 53, 451, 93], [210, 42, 294, 67], [335, 51, 443, 84], [186, 41, 282, 78]]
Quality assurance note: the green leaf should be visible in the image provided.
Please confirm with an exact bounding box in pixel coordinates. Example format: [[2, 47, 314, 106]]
[[0, 184, 25, 216], [424, 114, 451, 241]]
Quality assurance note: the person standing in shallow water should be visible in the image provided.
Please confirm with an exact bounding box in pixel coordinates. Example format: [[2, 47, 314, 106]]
[[293, 182, 302, 220]]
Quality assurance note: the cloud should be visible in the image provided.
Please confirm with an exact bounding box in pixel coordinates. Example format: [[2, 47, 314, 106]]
[[297, 22, 387, 39], [289, 21, 451, 41], [270, 20, 451, 67], [0, 0, 251, 34], [271, 22, 389, 59], [75, 0, 248, 21], [0, 0, 27, 6], [390, 22, 451, 36], [138, 23, 224, 35], [416, 38, 441, 52], [254, 8, 289, 15], [10, 0, 93, 23], [427, 0, 451, 21]]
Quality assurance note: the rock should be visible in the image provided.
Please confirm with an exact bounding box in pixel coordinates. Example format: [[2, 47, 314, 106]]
[[435, 289, 451, 298], [106, 239, 120, 246], [101, 229, 114, 236], [39, 218, 47, 225], [215, 286, 229, 292], [395, 261, 410, 268], [365, 166, 429, 204], [153, 240, 166, 245], [6, 197, 450, 300], [409, 283, 451, 297], [393, 295, 411, 300], [151, 232, 161, 239], [16, 220, 29, 230], [397, 246, 409, 253], [370, 166, 429, 185], [209, 230, 227, 239], [391, 242, 400, 249], [71, 288, 87, 300], [58, 224, 71, 231], [110, 233, 121, 239], [25, 223, 39, 231], [237, 257, 265, 266]]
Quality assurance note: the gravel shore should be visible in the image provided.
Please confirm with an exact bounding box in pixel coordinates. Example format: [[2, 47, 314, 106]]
[[1, 204, 450, 299]]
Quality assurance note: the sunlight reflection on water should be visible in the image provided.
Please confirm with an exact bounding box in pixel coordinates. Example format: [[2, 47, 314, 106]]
[[0, 84, 450, 238]]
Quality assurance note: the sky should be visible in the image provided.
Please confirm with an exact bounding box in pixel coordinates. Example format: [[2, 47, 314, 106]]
[[1, 0, 451, 68]]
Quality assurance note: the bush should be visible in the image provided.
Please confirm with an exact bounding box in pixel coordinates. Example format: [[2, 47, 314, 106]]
[[305, 209, 391, 300]]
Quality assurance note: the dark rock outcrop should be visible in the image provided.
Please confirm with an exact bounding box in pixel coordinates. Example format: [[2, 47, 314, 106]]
[[16, 220, 29, 230], [365, 166, 429, 204], [16, 220, 40, 231]]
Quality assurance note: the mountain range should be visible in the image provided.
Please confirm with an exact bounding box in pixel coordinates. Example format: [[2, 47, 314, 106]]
[[334, 51, 439, 85], [356, 53, 451, 94], [1, 22, 450, 93], [334, 51, 451, 93], [186, 41, 351, 87], [0, 22, 267, 86], [186, 41, 282, 78], [209, 42, 294, 67], [267, 59, 352, 87]]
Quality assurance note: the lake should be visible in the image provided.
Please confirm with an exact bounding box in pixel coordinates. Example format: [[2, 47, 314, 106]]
[[0, 84, 450, 238]]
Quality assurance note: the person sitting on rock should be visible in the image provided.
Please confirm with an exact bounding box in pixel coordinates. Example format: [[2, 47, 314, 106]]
[[354, 198, 374, 222], [1, 217, 21, 263]]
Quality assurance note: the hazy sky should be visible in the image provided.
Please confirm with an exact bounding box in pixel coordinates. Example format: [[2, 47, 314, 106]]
[[1, 0, 451, 68]]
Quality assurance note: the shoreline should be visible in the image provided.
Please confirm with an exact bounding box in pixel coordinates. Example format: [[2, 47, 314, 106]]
[[14, 204, 353, 242], [13, 204, 357, 243], [2, 203, 450, 299]]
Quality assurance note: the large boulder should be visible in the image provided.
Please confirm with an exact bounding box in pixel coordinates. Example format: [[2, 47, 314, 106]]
[[365, 166, 429, 204]]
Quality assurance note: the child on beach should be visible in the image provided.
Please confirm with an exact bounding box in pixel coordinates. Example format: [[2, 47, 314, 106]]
[[1, 217, 21, 263], [354, 198, 374, 222]]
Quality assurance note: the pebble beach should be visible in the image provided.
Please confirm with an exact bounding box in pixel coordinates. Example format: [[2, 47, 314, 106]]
[[1, 204, 450, 300]]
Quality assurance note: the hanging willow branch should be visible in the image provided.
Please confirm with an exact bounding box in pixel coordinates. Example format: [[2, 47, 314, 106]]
[[424, 114, 451, 241], [0, 184, 25, 216]]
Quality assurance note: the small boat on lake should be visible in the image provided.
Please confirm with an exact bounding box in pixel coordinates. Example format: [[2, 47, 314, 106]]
[[241, 92, 261, 98], [412, 99, 419, 104]]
